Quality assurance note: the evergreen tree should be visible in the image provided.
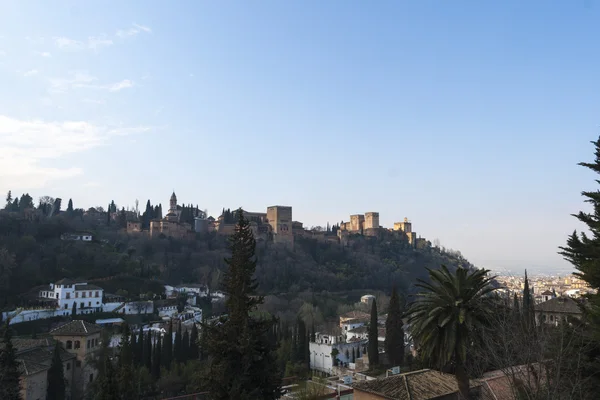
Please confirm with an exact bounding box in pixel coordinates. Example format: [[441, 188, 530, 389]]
[[189, 323, 199, 360], [12, 198, 19, 212], [144, 331, 152, 371], [202, 209, 282, 399], [52, 198, 61, 215], [67, 199, 74, 213], [0, 322, 21, 400], [131, 329, 138, 366], [136, 326, 144, 367], [46, 342, 66, 400], [152, 334, 161, 380], [71, 302, 77, 317], [385, 288, 405, 366], [368, 299, 379, 366], [522, 270, 535, 329], [513, 293, 520, 313], [96, 354, 119, 400], [560, 136, 600, 333], [118, 207, 127, 229], [5, 190, 12, 209], [106, 203, 111, 226], [174, 323, 183, 363], [352, 347, 356, 363], [182, 330, 190, 363], [117, 324, 135, 399], [162, 320, 173, 368]]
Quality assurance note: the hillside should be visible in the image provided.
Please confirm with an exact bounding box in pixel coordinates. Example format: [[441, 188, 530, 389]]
[[0, 209, 473, 311]]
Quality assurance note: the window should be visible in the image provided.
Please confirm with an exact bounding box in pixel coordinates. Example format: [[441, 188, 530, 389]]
[[95, 291, 99, 297], [89, 292, 92, 297], [76, 292, 79, 298], [87, 340, 90, 349], [74, 340, 80, 349], [82, 292, 86, 298], [66, 293, 70, 299], [88, 301, 91, 307], [56, 293, 59, 299], [66, 340, 72, 349], [64, 304, 68, 309], [80, 302, 84, 308]]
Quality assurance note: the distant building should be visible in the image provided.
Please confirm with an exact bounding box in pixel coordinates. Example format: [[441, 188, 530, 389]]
[[360, 295, 375, 307], [535, 296, 583, 326], [60, 232, 93, 241], [149, 192, 193, 239], [309, 332, 367, 374], [39, 279, 103, 314]]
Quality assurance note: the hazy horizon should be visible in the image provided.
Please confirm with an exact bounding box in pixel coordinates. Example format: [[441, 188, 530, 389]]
[[1, 1, 598, 274]]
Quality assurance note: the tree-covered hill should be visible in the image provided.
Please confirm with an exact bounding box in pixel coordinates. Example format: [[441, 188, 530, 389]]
[[0, 206, 472, 310]]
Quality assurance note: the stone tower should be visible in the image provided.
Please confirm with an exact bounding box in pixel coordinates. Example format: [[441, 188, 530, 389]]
[[169, 191, 177, 214], [364, 212, 380, 229]]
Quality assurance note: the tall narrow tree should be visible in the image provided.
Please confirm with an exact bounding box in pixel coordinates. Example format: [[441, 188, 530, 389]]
[[144, 331, 152, 371], [152, 334, 161, 380], [97, 354, 119, 400], [162, 321, 173, 368], [67, 199, 74, 213], [174, 323, 182, 363], [46, 342, 66, 400], [117, 324, 135, 400], [385, 287, 405, 367], [368, 300, 379, 366], [202, 209, 281, 399], [189, 323, 199, 360], [0, 322, 21, 400]]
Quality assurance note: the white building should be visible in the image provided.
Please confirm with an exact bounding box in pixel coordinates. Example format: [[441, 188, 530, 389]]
[[309, 332, 367, 374], [60, 233, 93, 241], [39, 279, 103, 314], [360, 295, 375, 306]]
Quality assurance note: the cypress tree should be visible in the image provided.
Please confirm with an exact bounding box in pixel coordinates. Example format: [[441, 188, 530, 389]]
[[0, 322, 21, 400], [46, 342, 66, 400], [202, 209, 282, 399], [368, 299, 379, 366], [97, 354, 119, 400], [352, 347, 356, 363], [513, 293, 520, 313], [136, 326, 144, 367], [522, 270, 535, 329], [182, 330, 190, 363], [384, 288, 405, 366], [152, 334, 161, 380], [162, 321, 173, 368], [189, 323, 199, 360], [117, 324, 135, 400], [67, 198, 73, 213], [71, 302, 77, 317], [174, 323, 182, 363], [131, 330, 138, 366], [144, 331, 152, 371]]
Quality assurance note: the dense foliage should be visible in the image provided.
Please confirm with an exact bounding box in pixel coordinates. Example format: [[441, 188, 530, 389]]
[[0, 322, 21, 400]]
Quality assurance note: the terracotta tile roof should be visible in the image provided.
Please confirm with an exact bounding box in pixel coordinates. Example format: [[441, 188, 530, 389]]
[[15, 343, 75, 376], [352, 369, 481, 400], [536, 297, 582, 314], [50, 320, 101, 336]]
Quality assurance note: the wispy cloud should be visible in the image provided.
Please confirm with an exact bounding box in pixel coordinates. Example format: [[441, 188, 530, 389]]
[[106, 79, 134, 92], [116, 23, 152, 38], [23, 69, 39, 77], [48, 72, 134, 93], [54, 36, 84, 50], [88, 35, 113, 51], [0, 115, 152, 190]]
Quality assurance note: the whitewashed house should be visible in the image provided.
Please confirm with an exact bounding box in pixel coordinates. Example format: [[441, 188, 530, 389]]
[[309, 332, 367, 374], [39, 279, 103, 314]]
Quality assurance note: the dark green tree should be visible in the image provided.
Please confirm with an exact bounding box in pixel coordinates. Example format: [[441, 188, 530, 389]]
[[118, 207, 127, 229], [136, 326, 144, 367], [202, 209, 282, 399], [131, 329, 138, 366], [560, 136, 600, 333], [522, 270, 535, 330], [67, 199, 73, 213], [174, 323, 182, 363], [0, 322, 21, 400], [182, 330, 190, 363], [189, 323, 199, 360], [46, 342, 66, 400], [152, 334, 161, 380], [71, 302, 77, 317], [162, 321, 173, 368], [52, 198, 61, 216], [11, 198, 19, 212], [385, 287, 405, 366], [96, 354, 119, 400], [4, 191, 11, 209], [368, 299, 379, 366], [513, 293, 520, 313], [144, 331, 152, 371], [117, 324, 135, 400]]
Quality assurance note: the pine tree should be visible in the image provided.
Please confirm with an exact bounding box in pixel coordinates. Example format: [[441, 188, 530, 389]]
[[368, 299, 379, 366], [46, 342, 66, 400], [202, 209, 282, 399], [560, 136, 600, 332], [189, 323, 199, 360], [67, 199, 74, 213], [0, 322, 21, 400], [385, 288, 405, 366], [12, 198, 19, 212]]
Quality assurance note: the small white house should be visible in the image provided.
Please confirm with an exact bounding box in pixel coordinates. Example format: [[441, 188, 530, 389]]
[[309, 332, 368, 374], [60, 233, 93, 241]]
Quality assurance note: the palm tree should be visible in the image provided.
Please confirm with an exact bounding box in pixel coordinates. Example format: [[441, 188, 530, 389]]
[[406, 265, 497, 399]]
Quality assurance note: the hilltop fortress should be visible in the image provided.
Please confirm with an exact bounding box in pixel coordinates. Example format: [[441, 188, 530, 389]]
[[127, 191, 424, 249]]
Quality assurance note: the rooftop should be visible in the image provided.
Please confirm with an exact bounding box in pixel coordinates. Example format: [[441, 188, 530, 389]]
[[74, 284, 103, 291], [353, 369, 481, 400], [50, 320, 102, 336], [536, 297, 582, 314]]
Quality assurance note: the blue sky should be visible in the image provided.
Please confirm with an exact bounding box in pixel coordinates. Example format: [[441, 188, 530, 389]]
[[1, 1, 599, 273]]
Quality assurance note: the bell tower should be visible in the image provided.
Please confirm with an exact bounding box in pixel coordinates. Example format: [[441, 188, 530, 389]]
[[170, 191, 177, 214]]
